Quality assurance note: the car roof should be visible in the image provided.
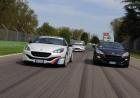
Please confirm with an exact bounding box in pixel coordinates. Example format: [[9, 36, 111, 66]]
[[39, 36, 64, 40]]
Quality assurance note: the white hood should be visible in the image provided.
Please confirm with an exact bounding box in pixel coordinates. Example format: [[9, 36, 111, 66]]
[[28, 43, 66, 52]]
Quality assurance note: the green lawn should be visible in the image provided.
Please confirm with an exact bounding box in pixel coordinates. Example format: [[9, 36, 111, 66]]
[[0, 41, 26, 56], [131, 51, 140, 59]]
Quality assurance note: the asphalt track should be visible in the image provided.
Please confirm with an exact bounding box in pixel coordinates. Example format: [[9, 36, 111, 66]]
[[0, 50, 140, 98]]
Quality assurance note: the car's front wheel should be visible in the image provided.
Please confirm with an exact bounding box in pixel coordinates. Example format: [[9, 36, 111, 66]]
[[69, 53, 73, 63], [62, 56, 68, 67]]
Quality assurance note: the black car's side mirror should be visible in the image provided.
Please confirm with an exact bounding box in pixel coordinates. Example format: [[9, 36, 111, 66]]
[[126, 48, 130, 51]]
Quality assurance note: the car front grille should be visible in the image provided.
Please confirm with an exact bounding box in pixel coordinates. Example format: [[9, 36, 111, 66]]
[[105, 55, 123, 62], [31, 51, 51, 57]]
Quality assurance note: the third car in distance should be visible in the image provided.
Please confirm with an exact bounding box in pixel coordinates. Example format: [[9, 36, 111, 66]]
[[72, 41, 85, 52]]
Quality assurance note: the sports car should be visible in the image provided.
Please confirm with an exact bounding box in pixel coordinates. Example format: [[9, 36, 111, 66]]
[[93, 41, 130, 67], [22, 36, 73, 67]]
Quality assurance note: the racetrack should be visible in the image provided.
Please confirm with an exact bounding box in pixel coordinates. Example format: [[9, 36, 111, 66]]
[[0, 50, 140, 98]]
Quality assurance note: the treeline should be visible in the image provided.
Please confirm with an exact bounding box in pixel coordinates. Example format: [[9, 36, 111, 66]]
[[36, 22, 90, 44], [0, 0, 38, 33], [0, 0, 100, 44], [111, 0, 140, 42]]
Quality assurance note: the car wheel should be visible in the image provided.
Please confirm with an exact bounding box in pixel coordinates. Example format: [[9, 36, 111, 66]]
[[23, 61, 30, 65], [69, 53, 73, 63], [124, 64, 129, 68], [93, 57, 97, 65], [63, 56, 68, 67]]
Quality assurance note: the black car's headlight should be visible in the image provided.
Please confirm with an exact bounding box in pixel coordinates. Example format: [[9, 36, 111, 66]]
[[25, 46, 31, 51], [53, 48, 64, 53], [96, 49, 104, 55], [122, 52, 129, 58]]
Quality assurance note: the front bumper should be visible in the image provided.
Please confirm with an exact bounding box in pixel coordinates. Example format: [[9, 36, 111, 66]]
[[94, 54, 129, 66], [73, 48, 85, 52], [22, 50, 65, 65]]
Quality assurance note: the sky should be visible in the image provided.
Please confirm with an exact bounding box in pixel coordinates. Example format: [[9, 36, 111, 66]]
[[28, 0, 125, 40]]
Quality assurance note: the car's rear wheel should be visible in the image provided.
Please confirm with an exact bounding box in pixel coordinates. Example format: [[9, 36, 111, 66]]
[[124, 63, 129, 68], [23, 61, 30, 65]]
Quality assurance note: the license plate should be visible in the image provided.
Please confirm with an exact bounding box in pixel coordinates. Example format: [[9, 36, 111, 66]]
[[109, 61, 116, 65], [35, 59, 44, 64]]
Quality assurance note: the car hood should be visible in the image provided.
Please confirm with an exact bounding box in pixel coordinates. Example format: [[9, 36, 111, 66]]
[[99, 48, 127, 56], [28, 43, 66, 52]]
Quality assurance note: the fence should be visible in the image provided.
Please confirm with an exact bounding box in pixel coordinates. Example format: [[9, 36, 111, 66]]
[[0, 29, 35, 41]]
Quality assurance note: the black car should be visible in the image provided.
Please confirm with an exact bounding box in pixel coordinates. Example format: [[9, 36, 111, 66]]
[[93, 41, 130, 67]]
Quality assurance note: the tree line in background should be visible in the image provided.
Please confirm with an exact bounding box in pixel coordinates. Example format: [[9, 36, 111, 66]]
[[111, 0, 140, 42], [0, 0, 38, 33], [0, 0, 99, 44], [37, 22, 94, 44]]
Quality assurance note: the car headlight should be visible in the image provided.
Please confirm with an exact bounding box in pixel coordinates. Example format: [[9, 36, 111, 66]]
[[53, 48, 64, 53], [122, 52, 129, 57], [96, 49, 104, 55], [25, 46, 31, 51]]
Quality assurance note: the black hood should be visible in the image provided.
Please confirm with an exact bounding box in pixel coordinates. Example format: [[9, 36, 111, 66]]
[[99, 48, 127, 56]]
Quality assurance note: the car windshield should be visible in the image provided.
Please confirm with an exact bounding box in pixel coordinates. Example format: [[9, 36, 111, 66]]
[[32, 37, 65, 46], [98, 42, 124, 49], [73, 43, 84, 46]]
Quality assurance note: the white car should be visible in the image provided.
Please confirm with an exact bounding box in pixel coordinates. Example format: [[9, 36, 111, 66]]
[[22, 36, 73, 67], [72, 42, 85, 52]]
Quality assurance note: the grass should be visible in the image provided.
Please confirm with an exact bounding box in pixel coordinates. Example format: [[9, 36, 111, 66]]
[[0, 41, 26, 56], [130, 51, 140, 59]]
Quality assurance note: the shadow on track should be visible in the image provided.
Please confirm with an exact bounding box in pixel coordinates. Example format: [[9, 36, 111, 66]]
[[84, 59, 127, 68], [16, 61, 65, 68]]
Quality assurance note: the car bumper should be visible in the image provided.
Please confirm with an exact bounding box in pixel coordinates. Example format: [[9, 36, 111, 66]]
[[22, 51, 65, 65], [73, 48, 85, 52], [94, 54, 129, 66]]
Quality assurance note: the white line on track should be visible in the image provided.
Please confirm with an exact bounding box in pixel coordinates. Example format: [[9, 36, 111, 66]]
[[0, 53, 22, 58]]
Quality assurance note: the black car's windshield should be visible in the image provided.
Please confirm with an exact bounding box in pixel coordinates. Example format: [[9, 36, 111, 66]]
[[32, 37, 65, 46], [98, 42, 124, 50]]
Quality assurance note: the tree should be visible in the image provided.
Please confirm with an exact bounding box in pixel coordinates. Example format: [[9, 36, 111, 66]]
[[72, 29, 83, 40], [0, 0, 38, 33], [111, 17, 129, 42], [91, 35, 99, 44], [37, 22, 56, 35], [80, 32, 89, 45], [58, 27, 72, 44], [121, 0, 140, 40]]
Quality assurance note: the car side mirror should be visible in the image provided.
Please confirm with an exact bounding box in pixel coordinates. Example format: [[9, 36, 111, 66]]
[[126, 48, 130, 51], [68, 44, 72, 47], [28, 40, 32, 43]]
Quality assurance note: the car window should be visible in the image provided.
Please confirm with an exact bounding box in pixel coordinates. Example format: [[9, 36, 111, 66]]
[[73, 43, 84, 46], [98, 42, 124, 49], [32, 37, 65, 46]]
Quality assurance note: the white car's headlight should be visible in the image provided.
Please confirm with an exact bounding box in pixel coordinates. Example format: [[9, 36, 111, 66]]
[[25, 46, 31, 51], [53, 48, 64, 53], [96, 49, 104, 55], [122, 52, 129, 57]]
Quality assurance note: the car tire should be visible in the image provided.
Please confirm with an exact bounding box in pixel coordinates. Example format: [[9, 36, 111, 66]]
[[23, 61, 30, 65], [63, 56, 68, 67], [69, 53, 73, 63], [124, 64, 129, 68], [93, 56, 98, 65]]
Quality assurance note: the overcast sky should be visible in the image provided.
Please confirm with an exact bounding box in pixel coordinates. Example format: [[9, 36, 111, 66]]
[[29, 0, 125, 40]]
